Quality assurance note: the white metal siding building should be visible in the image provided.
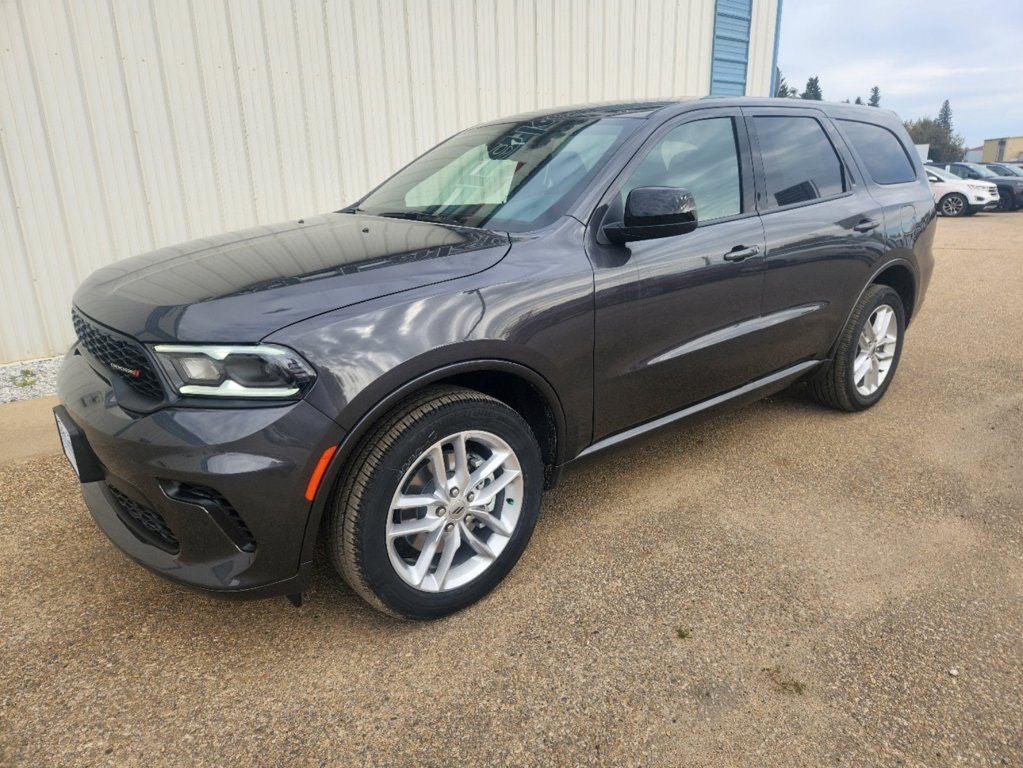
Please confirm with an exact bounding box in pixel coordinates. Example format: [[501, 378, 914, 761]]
[[0, 0, 781, 363]]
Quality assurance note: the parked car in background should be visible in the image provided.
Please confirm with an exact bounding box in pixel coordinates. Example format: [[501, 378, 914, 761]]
[[927, 162, 1023, 210], [56, 98, 935, 619], [925, 166, 999, 216], [984, 162, 1023, 178]]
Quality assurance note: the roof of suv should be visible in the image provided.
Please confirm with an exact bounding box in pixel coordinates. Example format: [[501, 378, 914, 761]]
[[477, 97, 906, 127]]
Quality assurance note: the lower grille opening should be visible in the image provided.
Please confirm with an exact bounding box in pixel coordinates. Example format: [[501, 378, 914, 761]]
[[161, 482, 257, 552], [106, 484, 180, 554]]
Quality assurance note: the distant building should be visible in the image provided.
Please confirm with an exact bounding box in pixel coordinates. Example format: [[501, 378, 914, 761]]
[[964, 146, 984, 162], [982, 136, 1023, 162]]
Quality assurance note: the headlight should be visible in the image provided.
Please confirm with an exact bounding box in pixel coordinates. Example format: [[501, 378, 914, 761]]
[[967, 183, 990, 191], [152, 344, 316, 398]]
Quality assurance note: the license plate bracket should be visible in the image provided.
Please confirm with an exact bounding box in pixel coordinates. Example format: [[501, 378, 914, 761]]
[[52, 406, 105, 483]]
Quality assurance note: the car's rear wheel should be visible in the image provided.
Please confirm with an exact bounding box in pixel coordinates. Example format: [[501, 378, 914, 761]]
[[328, 386, 543, 619], [809, 285, 905, 412], [938, 193, 967, 217]]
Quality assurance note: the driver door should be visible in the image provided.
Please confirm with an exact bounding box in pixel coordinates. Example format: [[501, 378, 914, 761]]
[[588, 109, 769, 441]]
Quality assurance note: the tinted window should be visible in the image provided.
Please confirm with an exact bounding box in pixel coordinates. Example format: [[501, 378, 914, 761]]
[[838, 120, 917, 184], [622, 117, 742, 222], [754, 116, 846, 208]]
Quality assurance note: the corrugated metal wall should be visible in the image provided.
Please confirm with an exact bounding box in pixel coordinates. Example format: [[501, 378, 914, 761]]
[[0, 0, 776, 364]]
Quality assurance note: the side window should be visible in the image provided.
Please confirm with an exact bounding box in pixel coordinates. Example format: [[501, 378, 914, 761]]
[[948, 165, 968, 179], [754, 116, 847, 208], [838, 120, 917, 185], [621, 117, 742, 223]]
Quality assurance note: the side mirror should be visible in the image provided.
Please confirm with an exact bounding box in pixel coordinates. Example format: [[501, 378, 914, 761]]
[[603, 186, 698, 244]]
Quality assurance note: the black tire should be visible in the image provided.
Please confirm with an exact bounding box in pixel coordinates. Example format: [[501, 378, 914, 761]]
[[328, 385, 543, 619], [938, 193, 968, 217], [809, 285, 906, 412]]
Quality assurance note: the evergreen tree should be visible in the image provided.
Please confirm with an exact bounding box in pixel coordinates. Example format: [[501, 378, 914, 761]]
[[854, 96, 864, 105], [904, 115, 966, 163], [937, 100, 954, 132], [868, 86, 881, 107], [801, 76, 823, 100], [774, 68, 793, 98]]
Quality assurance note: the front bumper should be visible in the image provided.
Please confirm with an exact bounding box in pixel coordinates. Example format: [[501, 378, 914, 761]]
[[57, 347, 346, 598]]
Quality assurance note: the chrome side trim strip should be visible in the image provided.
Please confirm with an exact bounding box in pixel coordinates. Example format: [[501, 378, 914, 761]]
[[646, 304, 824, 367], [577, 359, 821, 459]]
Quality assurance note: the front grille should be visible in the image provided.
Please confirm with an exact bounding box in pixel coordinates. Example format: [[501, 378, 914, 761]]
[[165, 482, 257, 552], [72, 310, 164, 400], [107, 484, 179, 553]]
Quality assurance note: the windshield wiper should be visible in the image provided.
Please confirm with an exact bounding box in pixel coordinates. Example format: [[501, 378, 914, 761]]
[[373, 210, 466, 227]]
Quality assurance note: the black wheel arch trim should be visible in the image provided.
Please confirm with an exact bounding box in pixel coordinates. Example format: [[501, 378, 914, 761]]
[[297, 358, 568, 566], [815, 258, 918, 378]]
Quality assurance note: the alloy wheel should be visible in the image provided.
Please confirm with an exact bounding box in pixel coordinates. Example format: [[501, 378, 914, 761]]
[[853, 303, 898, 396], [385, 430, 524, 592]]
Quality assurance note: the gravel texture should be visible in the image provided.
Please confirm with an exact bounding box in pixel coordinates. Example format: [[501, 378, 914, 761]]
[[0, 356, 62, 404], [1, 214, 1021, 766]]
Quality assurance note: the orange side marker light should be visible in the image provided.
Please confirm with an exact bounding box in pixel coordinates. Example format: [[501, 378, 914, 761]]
[[305, 445, 338, 502]]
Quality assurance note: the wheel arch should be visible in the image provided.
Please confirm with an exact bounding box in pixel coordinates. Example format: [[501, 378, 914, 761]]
[[297, 360, 568, 566], [871, 262, 917, 325]]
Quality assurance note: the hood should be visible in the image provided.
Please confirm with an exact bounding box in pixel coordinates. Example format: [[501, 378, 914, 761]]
[[73, 213, 510, 342]]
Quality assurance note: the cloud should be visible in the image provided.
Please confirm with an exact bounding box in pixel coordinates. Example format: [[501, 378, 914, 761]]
[[777, 0, 1023, 144]]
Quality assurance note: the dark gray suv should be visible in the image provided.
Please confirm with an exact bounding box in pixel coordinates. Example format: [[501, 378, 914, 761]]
[[55, 98, 935, 618]]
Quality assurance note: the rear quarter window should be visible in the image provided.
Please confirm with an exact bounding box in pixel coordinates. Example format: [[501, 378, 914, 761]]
[[838, 120, 918, 185]]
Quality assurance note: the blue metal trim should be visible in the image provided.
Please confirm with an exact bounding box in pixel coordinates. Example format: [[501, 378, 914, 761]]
[[770, 0, 784, 96], [710, 0, 753, 96]]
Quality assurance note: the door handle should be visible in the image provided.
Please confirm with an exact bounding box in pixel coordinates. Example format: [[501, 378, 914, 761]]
[[723, 245, 760, 262], [853, 218, 881, 233]]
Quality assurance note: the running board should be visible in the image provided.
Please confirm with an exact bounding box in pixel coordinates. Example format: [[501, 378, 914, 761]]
[[577, 360, 821, 459]]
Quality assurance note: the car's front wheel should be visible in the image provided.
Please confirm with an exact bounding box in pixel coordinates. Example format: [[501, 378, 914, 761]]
[[938, 192, 968, 217], [328, 386, 543, 619], [809, 284, 905, 412]]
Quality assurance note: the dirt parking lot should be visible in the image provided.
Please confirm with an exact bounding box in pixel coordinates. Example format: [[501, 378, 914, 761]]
[[1, 213, 1021, 767]]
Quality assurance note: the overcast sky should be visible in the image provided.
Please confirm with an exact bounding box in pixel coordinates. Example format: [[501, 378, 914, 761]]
[[776, 0, 1023, 147]]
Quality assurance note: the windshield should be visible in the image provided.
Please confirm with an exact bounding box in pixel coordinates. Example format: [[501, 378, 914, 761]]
[[352, 116, 639, 232], [965, 164, 998, 178], [992, 164, 1023, 177], [927, 167, 957, 181]]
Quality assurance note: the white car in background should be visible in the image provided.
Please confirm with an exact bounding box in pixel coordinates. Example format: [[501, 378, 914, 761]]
[[925, 166, 999, 217]]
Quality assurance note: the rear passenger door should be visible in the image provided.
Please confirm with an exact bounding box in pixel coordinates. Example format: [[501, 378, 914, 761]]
[[744, 107, 887, 366]]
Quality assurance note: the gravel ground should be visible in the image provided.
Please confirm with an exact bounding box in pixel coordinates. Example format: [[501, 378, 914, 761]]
[[0, 356, 62, 404], [1, 213, 1021, 767]]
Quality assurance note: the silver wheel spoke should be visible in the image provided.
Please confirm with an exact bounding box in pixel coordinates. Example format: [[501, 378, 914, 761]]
[[451, 433, 471, 491], [466, 508, 512, 536], [387, 515, 445, 540], [853, 353, 872, 385], [428, 446, 448, 494], [394, 493, 442, 510], [432, 527, 461, 589], [467, 450, 508, 491], [868, 357, 880, 390], [410, 525, 445, 586], [460, 522, 497, 560], [873, 308, 893, 341]]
